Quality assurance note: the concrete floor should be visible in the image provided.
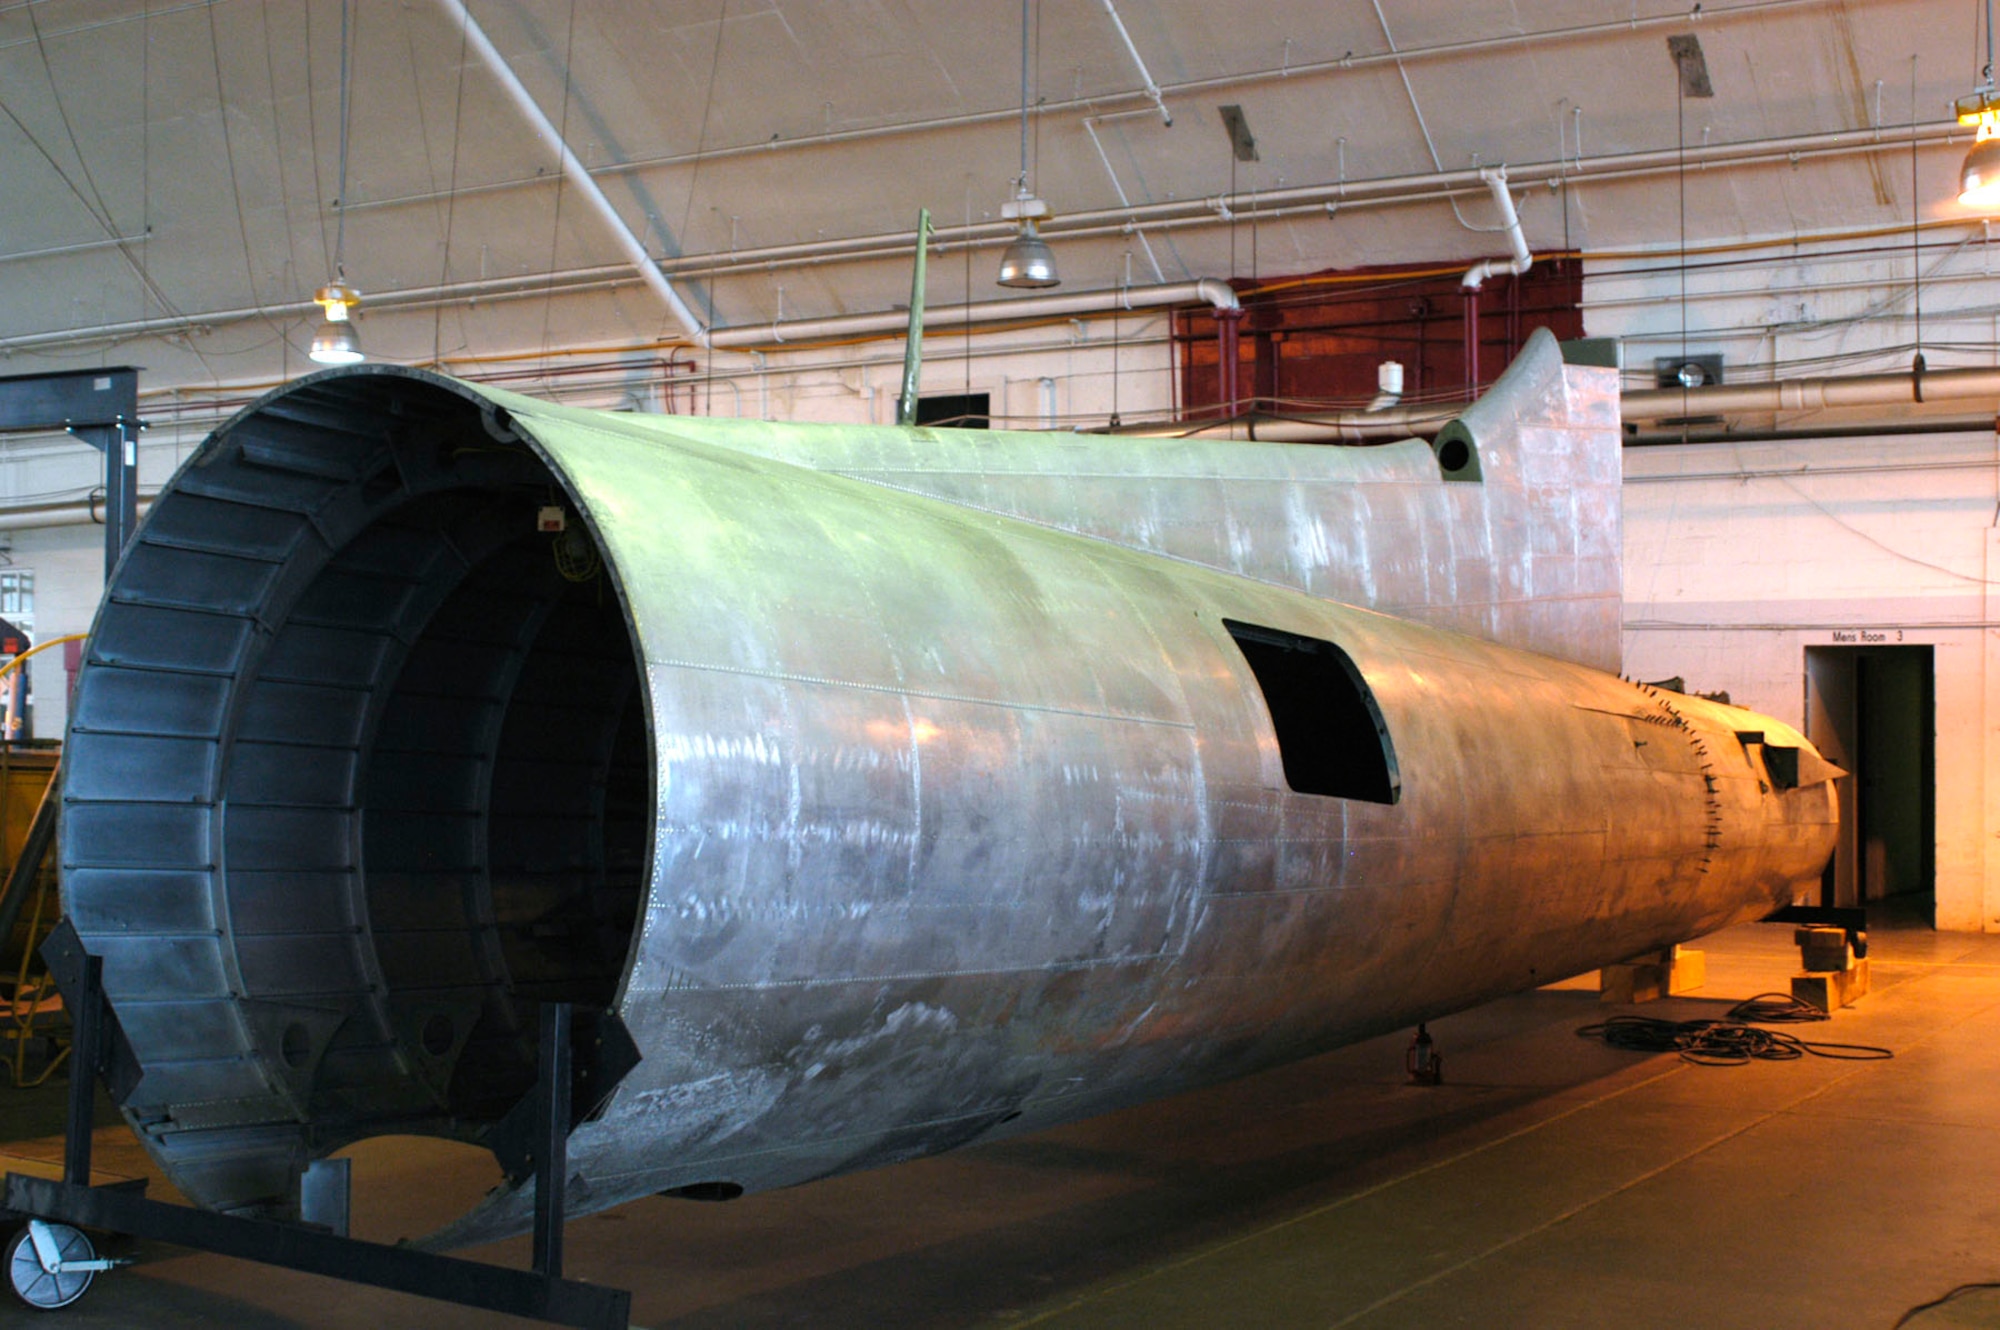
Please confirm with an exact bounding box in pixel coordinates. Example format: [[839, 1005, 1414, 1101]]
[[0, 906, 1996, 1328]]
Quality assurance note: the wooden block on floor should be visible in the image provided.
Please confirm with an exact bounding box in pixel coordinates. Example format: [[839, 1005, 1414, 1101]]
[[1794, 926, 1854, 973], [1792, 957, 1871, 1011], [1600, 947, 1707, 1004]]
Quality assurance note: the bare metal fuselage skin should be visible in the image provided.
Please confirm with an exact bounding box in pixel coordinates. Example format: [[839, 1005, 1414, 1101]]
[[59, 331, 1835, 1242]]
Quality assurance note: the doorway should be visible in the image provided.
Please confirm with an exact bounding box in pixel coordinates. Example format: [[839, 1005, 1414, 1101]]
[[1802, 645, 1935, 911]]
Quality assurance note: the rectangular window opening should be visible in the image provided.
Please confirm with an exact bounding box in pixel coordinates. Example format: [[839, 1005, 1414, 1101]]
[[1224, 619, 1400, 804], [914, 393, 990, 429]]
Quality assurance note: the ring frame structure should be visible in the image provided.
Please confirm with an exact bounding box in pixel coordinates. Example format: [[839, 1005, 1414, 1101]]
[[60, 366, 652, 1209]]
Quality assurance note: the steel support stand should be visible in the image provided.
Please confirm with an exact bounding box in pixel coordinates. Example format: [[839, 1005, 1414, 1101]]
[[62, 954, 100, 1188], [77, 418, 139, 582], [0, 368, 141, 579], [2, 974, 627, 1327], [534, 1001, 572, 1280]]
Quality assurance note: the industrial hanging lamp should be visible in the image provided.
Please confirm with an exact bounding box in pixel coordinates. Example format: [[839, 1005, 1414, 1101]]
[[1959, 0, 2000, 206], [309, 0, 366, 364], [997, 0, 1059, 288], [309, 281, 365, 366]]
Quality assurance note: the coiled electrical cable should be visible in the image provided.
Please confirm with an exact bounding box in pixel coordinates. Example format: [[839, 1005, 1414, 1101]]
[[1575, 992, 1893, 1066]]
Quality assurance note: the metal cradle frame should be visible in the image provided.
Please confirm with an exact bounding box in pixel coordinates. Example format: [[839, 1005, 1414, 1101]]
[[0, 928, 631, 1328]]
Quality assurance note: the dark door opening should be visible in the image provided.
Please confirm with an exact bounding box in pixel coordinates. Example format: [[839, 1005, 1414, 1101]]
[[1803, 645, 1935, 915]]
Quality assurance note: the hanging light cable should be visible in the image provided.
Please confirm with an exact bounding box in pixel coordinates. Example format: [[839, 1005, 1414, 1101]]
[[311, 0, 365, 364], [1957, 0, 2000, 207], [997, 0, 1058, 288]]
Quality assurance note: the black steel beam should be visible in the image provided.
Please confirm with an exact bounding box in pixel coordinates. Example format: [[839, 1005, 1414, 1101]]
[[0, 1174, 630, 1330], [0, 368, 141, 578], [0, 369, 136, 433]]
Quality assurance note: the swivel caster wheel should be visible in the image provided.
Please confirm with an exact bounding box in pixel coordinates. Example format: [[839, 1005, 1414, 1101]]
[[6, 1220, 103, 1310]]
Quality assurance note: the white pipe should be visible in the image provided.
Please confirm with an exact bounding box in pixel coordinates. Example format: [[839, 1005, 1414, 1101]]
[[0, 233, 151, 267], [0, 497, 156, 533], [434, 0, 710, 346], [1460, 167, 1532, 290], [652, 120, 1963, 279], [1083, 117, 1167, 284], [706, 279, 1238, 350], [1366, 361, 1405, 411], [1137, 364, 2000, 443], [1621, 364, 2000, 420], [1098, 0, 1171, 125]]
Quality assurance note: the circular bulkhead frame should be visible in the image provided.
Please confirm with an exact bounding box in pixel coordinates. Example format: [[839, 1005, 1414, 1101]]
[[60, 366, 652, 1205]]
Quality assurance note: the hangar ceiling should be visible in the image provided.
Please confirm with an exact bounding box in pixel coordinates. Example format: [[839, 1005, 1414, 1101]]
[[0, 0, 1987, 388]]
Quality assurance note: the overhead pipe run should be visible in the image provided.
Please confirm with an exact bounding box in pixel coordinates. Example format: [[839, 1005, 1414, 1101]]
[[1459, 168, 1533, 289], [7, 359, 2000, 538], [1458, 167, 1533, 393], [1147, 405, 1461, 444], [435, 0, 710, 346], [705, 279, 1239, 351], [3, 122, 1973, 359], [1620, 363, 2000, 420], [1138, 361, 2000, 445], [646, 119, 1967, 282]]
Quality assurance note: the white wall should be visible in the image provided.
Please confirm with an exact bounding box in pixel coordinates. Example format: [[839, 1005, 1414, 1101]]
[[1596, 225, 2000, 931], [16, 522, 101, 741], [1620, 432, 1997, 930]]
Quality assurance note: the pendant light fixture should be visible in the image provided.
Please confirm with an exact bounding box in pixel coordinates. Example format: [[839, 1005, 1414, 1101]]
[[309, 0, 365, 364], [997, 0, 1059, 288], [1959, 0, 2000, 207], [309, 280, 365, 366]]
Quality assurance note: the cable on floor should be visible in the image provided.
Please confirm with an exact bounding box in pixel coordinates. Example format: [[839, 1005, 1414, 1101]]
[[1892, 1280, 2000, 1328], [1723, 991, 1835, 1023], [1575, 993, 1894, 1066]]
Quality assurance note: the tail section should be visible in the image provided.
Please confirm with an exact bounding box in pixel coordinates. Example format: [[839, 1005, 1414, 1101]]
[[623, 326, 1624, 671]]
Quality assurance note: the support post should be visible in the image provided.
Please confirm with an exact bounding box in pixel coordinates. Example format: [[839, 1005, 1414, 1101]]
[[1215, 307, 1245, 417], [1462, 287, 1480, 399], [533, 1002, 572, 1280], [80, 418, 140, 581], [896, 209, 932, 428], [63, 953, 101, 1188]]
